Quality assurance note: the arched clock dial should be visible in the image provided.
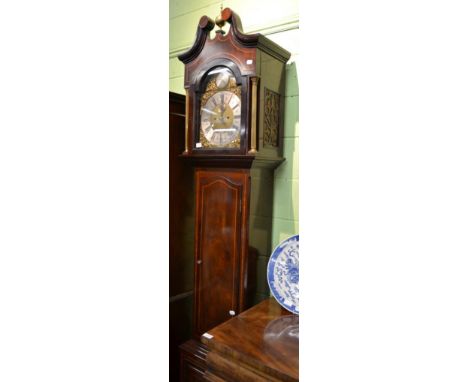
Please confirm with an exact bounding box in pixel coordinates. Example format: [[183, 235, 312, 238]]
[[198, 67, 242, 149], [200, 91, 241, 147]]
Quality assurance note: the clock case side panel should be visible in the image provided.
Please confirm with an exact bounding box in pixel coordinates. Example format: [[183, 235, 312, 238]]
[[189, 58, 251, 156], [255, 49, 288, 161], [247, 164, 276, 305], [192, 168, 252, 338]]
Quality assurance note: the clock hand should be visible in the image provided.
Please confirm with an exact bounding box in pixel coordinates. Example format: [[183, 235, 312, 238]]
[[201, 107, 217, 116]]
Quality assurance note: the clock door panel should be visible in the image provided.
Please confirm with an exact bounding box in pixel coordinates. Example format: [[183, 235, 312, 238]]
[[194, 169, 250, 337]]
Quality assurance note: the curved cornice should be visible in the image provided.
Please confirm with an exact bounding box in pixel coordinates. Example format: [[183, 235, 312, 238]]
[[177, 15, 215, 64], [220, 8, 259, 46], [172, 10, 297, 61]]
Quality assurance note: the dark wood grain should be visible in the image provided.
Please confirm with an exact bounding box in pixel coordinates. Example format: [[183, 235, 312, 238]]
[[169, 92, 195, 382], [178, 16, 215, 64], [202, 298, 299, 381], [220, 8, 291, 62], [179, 339, 209, 382], [169, 92, 195, 297], [179, 9, 290, 66], [193, 168, 251, 338]]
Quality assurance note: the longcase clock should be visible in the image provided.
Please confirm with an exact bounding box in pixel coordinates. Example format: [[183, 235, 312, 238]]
[[177, 8, 291, 381]]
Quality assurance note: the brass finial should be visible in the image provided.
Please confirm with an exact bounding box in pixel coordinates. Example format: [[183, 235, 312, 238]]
[[215, 4, 226, 34]]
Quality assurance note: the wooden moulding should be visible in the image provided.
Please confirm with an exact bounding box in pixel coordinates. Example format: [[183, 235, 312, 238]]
[[179, 339, 208, 380], [178, 8, 291, 65], [178, 16, 215, 64], [220, 8, 291, 63], [201, 298, 298, 382], [179, 154, 255, 169]]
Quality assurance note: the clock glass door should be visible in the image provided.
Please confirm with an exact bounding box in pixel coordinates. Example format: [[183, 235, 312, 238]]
[[199, 67, 242, 149]]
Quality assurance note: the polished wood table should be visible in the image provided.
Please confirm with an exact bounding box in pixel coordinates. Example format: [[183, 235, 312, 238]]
[[200, 298, 299, 381]]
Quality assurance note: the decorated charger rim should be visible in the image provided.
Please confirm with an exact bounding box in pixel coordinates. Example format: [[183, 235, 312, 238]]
[[267, 234, 299, 314]]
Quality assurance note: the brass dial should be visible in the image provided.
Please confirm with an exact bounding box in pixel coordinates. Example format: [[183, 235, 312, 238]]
[[201, 91, 241, 147], [199, 68, 242, 148]]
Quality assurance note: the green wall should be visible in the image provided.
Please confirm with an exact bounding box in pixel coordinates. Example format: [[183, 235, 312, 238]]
[[169, 0, 299, 255]]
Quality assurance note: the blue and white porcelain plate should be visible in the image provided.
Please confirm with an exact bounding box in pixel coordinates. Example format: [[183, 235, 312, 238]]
[[267, 234, 299, 315]]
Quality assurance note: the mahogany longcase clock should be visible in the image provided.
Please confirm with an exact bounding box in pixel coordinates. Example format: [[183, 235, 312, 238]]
[[177, 8, 290, 381]]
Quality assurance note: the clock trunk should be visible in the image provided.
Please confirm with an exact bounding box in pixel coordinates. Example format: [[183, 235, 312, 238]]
[[193, 168, 251, 338]]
